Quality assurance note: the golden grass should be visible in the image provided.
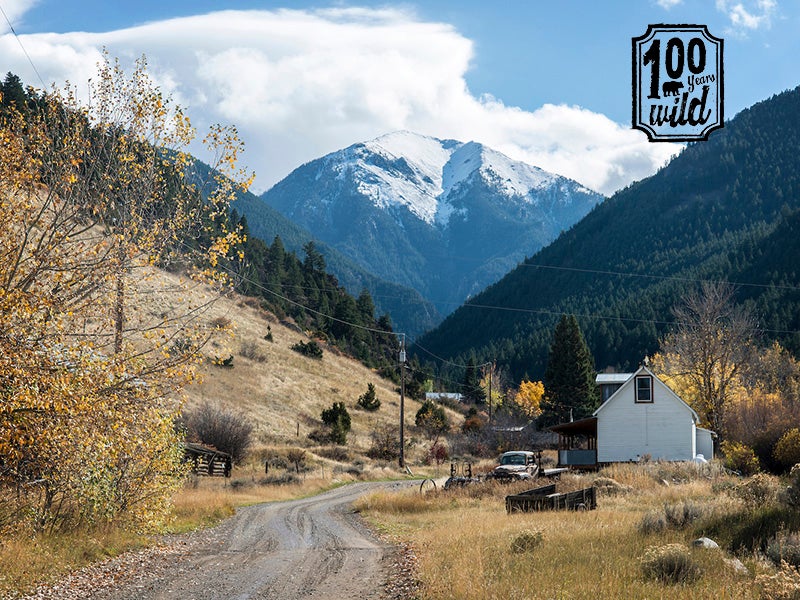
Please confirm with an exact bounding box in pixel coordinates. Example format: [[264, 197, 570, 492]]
[[0, 526, 145, 595], [360, 465, 768, 600], [0, 472, 361, 596], [171, 275, 435, 458]]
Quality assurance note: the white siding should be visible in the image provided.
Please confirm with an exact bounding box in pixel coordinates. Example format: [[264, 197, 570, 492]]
[[596, 371, 697, 463], [695, 428, 714, 460]]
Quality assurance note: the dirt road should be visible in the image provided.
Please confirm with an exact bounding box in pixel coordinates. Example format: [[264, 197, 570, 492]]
[[76, 481, 411, 600]]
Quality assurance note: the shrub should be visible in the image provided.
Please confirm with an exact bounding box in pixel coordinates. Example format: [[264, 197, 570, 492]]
[[783, 464, 800, 508], [286, 449, 307, 473], [756, 561, 800, 600], [321, 402, 351, 445], [239, 339, 267, 362], [291, 339, 323, 359], [592, 476, 631, 496], [731, 473, 780, 510], [640, 544, 701, 585], [637, 501, 705, 535], [307, 428, 332, 444], [184, 402, 254, 463], [415, 400, 449, 439], [462, 414, 484, 433], [774, 429, 800, 472], [511, 529, 543, 554], [210, 316, 232, 330], [767, 532, 800, 569], [664, 500, 705, 529], [260, 472, 299, 486], [357, 382, 381, 411], [212, 354, 234, 368], [367, 425, 400, 461], [425, 441, 449, 466], [721, 440, 760, 475], [315, 446, 351, 462], [638, 511, 668, 535]]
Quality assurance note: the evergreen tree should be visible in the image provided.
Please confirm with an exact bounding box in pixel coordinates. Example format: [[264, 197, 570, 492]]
[[302, 240, 326, 273], [0, 72, 29, 114], [357, 382, 381, 411], [540, 315, 600, 426], [463, 357, 486, 404], [321, 401, 351, 445]]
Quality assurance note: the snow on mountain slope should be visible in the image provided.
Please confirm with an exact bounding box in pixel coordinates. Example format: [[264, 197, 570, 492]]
[[257, 130, 605, 321], [323, 131, 595, 226]]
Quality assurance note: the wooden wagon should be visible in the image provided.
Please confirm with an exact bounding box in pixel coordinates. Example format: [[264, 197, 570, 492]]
[[505, 483, 596, 513]]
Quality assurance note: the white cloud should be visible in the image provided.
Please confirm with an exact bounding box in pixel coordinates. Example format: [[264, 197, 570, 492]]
[[0, 0, 39, 33], [655, 0, 683, 9], [716, 0, 777, 33], [0, 8, 678, 196]]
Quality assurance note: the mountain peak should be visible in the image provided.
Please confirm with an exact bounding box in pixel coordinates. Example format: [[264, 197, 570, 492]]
[[330, 130, 597, 226], [259, 130, 604, 322]]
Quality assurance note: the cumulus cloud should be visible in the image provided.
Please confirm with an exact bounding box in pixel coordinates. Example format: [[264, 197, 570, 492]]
[[655, 0, 683, 9], [0, 0, 39, 33], [716, 0, 778, 33], [0, 7, 678, 195]]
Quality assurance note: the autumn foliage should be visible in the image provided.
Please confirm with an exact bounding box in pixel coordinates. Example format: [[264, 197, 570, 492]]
[[512, 380, 545, 420], [0, 55, 251, 533]]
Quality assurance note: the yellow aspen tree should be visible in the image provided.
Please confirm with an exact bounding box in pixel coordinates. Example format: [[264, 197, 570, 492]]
[[0, 52, 252, 533], [512, 380, 545, 420]]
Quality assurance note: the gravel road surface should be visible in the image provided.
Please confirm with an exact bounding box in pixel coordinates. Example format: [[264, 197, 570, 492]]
[[17, 480, 416, 600]]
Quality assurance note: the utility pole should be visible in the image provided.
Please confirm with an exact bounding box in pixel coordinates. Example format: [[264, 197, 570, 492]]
[[488, 364, 492, 422], [398, 334, 406, 470]]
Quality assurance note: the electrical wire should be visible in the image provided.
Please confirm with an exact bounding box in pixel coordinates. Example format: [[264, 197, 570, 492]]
[[0, 3, 48, 90], [517, 261, 800, 293]]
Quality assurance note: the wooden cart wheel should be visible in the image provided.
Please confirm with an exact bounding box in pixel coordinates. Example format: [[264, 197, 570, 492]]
[[419, 478, 437, 494]]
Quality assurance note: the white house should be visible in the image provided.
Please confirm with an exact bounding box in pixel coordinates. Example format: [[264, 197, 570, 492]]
[[551, 365, 714, 467]]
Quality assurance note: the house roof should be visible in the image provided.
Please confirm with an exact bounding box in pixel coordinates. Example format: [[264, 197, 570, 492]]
[[596, 373, 632, 385], [549, 417, 597, 436], [592, 365, 700, 423]]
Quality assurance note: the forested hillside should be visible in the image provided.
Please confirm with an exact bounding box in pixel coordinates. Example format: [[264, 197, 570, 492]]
[[232, 189, 440, 338], [228, 211, 401, 373], [413, 85, 800, 382]]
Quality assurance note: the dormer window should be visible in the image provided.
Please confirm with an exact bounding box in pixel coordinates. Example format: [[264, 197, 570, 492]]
[[635, 375, 653, 403]]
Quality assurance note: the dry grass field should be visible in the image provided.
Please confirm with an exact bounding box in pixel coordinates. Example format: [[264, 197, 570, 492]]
[[356, 462, 798, 600], [172, 272, 428, 457]]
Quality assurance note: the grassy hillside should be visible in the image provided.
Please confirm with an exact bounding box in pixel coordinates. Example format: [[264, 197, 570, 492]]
[[157, 269, 425, 457]]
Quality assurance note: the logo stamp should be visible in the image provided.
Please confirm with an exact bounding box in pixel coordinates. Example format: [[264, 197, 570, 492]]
[[632, 24, 724, 142]]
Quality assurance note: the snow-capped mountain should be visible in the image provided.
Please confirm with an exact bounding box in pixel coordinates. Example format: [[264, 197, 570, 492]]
[[255, 131, 604, 321]]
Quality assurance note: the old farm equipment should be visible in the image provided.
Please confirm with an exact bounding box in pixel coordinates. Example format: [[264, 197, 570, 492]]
[[444, 461, 481, 489], [505, 483, 596, 513]]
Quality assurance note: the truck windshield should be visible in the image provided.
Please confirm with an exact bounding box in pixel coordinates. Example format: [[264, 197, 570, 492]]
[[500, 454, 526, 465]]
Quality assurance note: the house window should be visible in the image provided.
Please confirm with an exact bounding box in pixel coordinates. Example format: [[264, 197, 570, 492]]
[[635, 375, 653, 403]]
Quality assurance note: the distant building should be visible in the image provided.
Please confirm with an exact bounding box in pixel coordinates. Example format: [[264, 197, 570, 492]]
[[425, 392, 464, 403], [551, 365, 715, 468]]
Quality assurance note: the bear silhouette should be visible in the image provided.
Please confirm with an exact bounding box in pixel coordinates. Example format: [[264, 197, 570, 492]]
[[662, 81, 684, 97]]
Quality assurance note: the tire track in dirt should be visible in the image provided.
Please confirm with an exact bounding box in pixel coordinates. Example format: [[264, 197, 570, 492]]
[[91, 480, 412, 600]]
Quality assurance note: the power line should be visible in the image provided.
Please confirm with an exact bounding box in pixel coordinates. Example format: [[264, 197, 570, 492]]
[[0, 3, 47, 90], [518, 261, 800, 293], [179, 241, 400, 339]]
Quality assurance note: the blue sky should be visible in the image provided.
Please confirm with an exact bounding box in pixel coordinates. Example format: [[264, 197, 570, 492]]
[[1, 1, 796, 195]]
